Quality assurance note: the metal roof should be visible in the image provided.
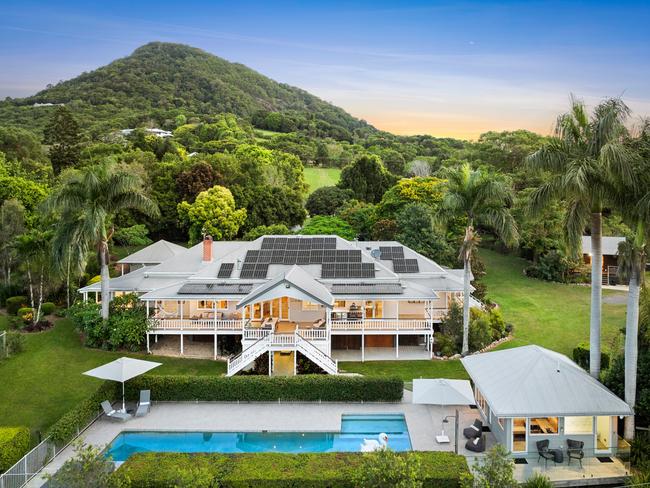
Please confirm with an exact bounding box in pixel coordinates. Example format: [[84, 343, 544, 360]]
[[330, 283, 404, 295], [117, 240, 186, 264], [461, 345, 633, 417], [178, 283, 255, 295]]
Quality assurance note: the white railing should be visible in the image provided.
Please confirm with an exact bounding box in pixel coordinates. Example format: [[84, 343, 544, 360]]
[[295, 333, 338, 375], [0, 438, 55, 488], [227, 335, 270, 376], [0, 331, 6, 359], [243, 328, 271, 341], [298, 328, 328, 341], [269, 333, 295, 347], [330, 319, 433, 331], [148, 318, 241, 331]]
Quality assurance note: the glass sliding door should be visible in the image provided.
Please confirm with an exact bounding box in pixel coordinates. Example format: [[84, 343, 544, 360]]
[[512, 418, 527, 453]]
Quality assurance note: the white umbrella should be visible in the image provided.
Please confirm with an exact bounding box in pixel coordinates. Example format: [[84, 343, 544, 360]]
[[83, 357, 161, 412], [412, 378, 475, 406]]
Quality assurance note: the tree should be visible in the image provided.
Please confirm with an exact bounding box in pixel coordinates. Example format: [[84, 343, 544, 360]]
[[338, 154, 395, 203], [0, 126, 45, 162], [243, 224, 291, 241], [45, 441, 114, 488], [376, 176, 446, 221], [175, 161, 218, 202], [473, 444, 516, 488], [0, 199, 25, 284], [354, 450, 423, 488], [232, 185, 306, 232], [438, 163, 518, 355], [46, 162, 159, 319], [527, 96, 635, 378], [300, 215, 356, 240], [395, 203, 455, 267], [14, 229, 53, 325], [306, 186, 354, 216], [178, 185, 246, 244], [43, 106, 82, 175]]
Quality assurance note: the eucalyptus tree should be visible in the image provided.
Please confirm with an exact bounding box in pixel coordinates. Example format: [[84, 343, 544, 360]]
[[438, 162, 518, 354], [527, 96, 634, 378], [46, 162, 158, 319], [15, 229, 53, 324]]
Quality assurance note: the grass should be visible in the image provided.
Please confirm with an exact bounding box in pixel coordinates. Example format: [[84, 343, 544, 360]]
[[0, 317, 224, 436], [343, 248, 627, 381], [304, 167, 341, 194], [480, 248, 626, 356]]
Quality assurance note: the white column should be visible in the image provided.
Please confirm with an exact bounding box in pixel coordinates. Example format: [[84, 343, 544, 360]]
[[214, 333, 217, 360], [121, 264, 124, 276], [396, 332, 399, 359], [294, 350, 297, 376], [95, 291, 98, 303], [180, 334, 184, 355], [326, 308, 332, 356], [146, 301, 150, 317], [361, 332, 365, 362], [146, 333, 150, 353], [268, 352, 272, 376], [83, 292, 87, 302]]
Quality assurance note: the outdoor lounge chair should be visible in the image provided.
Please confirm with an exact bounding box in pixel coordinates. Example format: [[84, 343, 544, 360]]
[[536, 440, 556, 467], [101, 400, 132, 422], [465, 434, 485, 453], [567, 439, 584, 467], [463, 419, 483, 439], [135, 389, 151, 417]]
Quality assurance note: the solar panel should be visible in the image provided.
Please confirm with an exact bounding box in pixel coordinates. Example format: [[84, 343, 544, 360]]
[[217, 262, 234, 278], [283, 250, 298, 265], [321, 263, 336, 278], [349, 250, 362, 262], [254, 263, 269, 278], [348, 263, 362, 277], [311, 237, 324, 248], [393, 258, 419, 273], [323, 250, 336, 263], [297, 250, 311, 264], [244, 250, 260, 263], [274, 237, 288, 249], [261, 238, 275, 249], [324, 237, 336, 249], [240, 262, 256, 278], [331, 283, 403, 295], [178, 282, 255, 295], [335, 263, 347, 278], [309, 249, 324, 264], [378, 246, 404, 260], [258, 250, 272, 264], [286, 239, 300, 250], [298, 238, 312, 250], [271, 250, 284, 264], [362, 263, 375, 278]]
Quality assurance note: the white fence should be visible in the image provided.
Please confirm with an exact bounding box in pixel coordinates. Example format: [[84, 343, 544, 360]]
[[0, 331, 6, 359], [0, 438, 55, 488]]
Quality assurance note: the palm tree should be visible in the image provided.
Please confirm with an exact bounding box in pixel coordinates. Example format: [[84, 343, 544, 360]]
[[46, 162, 158, 319], [438, 162, 518, 354], [527, 96, 634, 378]]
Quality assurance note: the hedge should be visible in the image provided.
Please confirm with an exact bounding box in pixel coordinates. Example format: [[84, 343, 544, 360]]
[[41, 302, 56, 315], [46, 382, 119, 445], [5, 296, 28, 315], [573, 342, 610, 371], [112, 452, 471, 487], [125, 375, 404, 403], [0, 427, 30, 472]]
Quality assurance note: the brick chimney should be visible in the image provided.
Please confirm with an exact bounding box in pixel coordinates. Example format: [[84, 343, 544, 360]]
[[202, 235, 213, 262]]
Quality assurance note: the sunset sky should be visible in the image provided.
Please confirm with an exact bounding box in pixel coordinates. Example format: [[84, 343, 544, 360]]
[[2, 0, 649, 139]]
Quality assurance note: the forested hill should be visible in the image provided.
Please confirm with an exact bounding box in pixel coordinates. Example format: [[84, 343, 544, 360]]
[[0, 42, 374, 139]]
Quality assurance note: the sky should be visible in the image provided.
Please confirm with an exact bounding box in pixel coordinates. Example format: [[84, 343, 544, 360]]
[[1, 1, 649, 139]]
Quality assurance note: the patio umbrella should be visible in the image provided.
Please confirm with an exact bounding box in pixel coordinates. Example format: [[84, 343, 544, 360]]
[[83, 357, 161, 412], [412, 378, 475, 406]]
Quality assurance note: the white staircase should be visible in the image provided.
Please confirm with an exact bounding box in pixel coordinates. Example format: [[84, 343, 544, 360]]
[[226, 332, 338, 376]]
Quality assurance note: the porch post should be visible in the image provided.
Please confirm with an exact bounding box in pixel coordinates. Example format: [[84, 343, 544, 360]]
[[146, 333, 150, 353], [83, 292, 87, 302], [180, 300, 184, 355], [146, 300, 150, 317], [121, 264, 124, 276], [268, 351, 272, 376], [326, 307, 332, 356], [214, 333, 217, 360], [294, 350, 297, 376], [361, 331, 365, 362], [396, 331, 399, 359], [213, 300, 217, 330], [95, 291, 98, 303], [180, 333, 184, 355]]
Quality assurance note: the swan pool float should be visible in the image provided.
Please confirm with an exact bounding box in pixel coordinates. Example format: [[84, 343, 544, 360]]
[[360, 433, 388, 452]]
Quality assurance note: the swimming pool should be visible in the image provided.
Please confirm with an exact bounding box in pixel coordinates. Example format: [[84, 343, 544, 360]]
[[105, 414, 411, 461]]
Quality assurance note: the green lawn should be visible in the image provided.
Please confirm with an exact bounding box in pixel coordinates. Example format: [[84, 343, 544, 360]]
[[480, 249, 625, 356], [0, 317, 224, 436], [342, 249, 627, 381], [304, 167, 341, 194]]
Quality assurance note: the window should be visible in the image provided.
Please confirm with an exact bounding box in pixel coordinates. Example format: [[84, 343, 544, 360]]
[[302, 301, 321, 311], [218, 300, 228, 309], [565, 416, 593, 435], [529, 417, 559, 435], [281, 297, 289, 319], [512, 418, 526, 452], [198, 300, 214, 309], [365, 300, 383, 318]]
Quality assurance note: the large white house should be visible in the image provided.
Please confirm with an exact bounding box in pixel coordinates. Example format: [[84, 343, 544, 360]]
[[80, 235, 476, 376]]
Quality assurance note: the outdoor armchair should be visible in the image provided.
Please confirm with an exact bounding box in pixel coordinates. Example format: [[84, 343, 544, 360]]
[[101, 400, 132, 422], [465, 434, 486, 453], [567, 439, 584, 467], [135, 389, 151, 417], [536, 439, 556, 467], [463, 419, 483, 439]]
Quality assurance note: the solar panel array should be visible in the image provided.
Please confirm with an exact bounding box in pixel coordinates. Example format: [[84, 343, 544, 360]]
[[261, 237, 337, 250], [392, 258, 420, 273], [331, 283, 404, 295], [239, 261, 269, 279], [321, 262, 375, 279], [217, 262, 234, 278], [379, 246, 404, 260], [179, 283, 254, 295]]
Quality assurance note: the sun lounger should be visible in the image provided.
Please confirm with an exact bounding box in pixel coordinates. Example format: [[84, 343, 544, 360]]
[[101, 400, 132, 422], [135, 389, 151, 417]]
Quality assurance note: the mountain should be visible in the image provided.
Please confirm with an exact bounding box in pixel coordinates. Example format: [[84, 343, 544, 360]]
[[0, 42, 374, 139]]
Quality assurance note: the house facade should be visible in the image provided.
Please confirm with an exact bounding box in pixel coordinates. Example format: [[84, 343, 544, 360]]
[[80, 235, 475, 376]]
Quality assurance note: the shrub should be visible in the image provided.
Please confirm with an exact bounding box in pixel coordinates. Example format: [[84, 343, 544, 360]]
[[112, 451, 471, 488], [108, 294, 149, 351], [522, 473, 553, 487], [0, 426, 30, 471], [469, 312, 492, 352], [524, 250, 573, 283], [16, 306, 34, 320], [47, 382, 118, 445], [67, 301, 106, 349], [125, 375, 403, 403], [0, 284, 23, 307], [306, 186, 355, 216], [46, 441, 115, 488], [354, 449, 422, 488], [472, 444, 516, 488], [573, 342, 610, 371], [5, 295, 28, 315], [41, 302, 57, 315], [3, 331, 24, 356]]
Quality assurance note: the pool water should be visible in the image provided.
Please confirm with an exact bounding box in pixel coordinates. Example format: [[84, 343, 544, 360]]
[[105, 414, 411, 461]]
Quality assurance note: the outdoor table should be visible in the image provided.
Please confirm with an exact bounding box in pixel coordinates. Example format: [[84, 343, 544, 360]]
[[550, 449, 564, 464]]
